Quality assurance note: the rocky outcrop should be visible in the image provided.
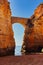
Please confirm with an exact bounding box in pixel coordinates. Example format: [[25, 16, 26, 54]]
[[11, 17, 28, 27], [0, 0, 15, 56], [21, 3, 43, 54], [0, 0, 43, 56]]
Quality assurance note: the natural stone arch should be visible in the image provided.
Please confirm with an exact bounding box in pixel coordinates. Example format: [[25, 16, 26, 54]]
[[11, 17, 33, 55], [0, 0, 43, 56], [11, 16, 29, 28], [11, 14, 43, 54]]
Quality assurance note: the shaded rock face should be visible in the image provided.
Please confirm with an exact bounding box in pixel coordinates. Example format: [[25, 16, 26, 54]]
[[0, 0, 15, 56], [21, 4, 43, 54]]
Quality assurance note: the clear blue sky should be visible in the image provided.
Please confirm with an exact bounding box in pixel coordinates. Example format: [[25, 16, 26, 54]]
[[8, 0, 43, 18], [12, 23, 25, 46], [8, 0, 43, 46]]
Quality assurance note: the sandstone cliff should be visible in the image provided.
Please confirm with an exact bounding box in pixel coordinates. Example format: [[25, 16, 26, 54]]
[[0, 0, 43, 56], [0, 0, 15, 56], [21, 3, 43, 54]]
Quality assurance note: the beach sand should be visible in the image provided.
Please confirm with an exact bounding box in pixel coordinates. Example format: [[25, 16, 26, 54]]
[[0, 54, 43, 65]]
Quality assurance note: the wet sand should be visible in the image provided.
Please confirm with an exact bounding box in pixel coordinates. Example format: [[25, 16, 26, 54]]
[[0, 54, 43, 65]]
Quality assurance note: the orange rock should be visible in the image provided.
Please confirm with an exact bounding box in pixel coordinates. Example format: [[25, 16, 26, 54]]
[[22, 3, 43, 54], [0, 0, 15, 56], [0, 0, 43, 56]]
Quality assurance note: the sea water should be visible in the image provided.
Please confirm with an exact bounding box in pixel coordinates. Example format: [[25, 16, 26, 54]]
[[15, 46, 22, 56]]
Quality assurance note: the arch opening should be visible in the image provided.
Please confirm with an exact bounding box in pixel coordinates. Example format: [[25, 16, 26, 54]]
[[12, 23, 25, 56]]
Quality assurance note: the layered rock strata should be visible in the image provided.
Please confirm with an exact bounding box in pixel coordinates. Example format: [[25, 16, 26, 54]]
[[0, 0, 15, 56], [0, 0, 43, 56], [21, 3, 43, 54]]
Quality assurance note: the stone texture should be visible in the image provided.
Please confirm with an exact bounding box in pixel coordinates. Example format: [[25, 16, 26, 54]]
[[0, 0, 15, 56], [0, 54, 43, 65], [0, 0, 43, 56], [11, 17, 28, 27], [21, 3, 43, 54]]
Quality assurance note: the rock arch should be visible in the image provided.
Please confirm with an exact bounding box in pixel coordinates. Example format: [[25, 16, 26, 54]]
[[11, 16, 28, 28], [0, 0, 43, 56]]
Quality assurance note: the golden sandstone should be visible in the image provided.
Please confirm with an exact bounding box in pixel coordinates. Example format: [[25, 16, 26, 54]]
[[0, 0, 43, 56], [0, 0, 15, 56], [22, 3, 43, 54]]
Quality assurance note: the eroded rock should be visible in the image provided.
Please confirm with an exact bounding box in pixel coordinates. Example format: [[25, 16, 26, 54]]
[[22, 3, 43, 54], [0, 0, 15, 56]]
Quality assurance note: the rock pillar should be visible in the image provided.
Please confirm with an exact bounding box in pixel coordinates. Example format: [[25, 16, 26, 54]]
[[0, 0, 15, 56], [21, 4, 43, 54]]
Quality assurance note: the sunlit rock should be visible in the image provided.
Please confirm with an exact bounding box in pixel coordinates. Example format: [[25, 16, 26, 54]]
[[22, 3, 43, 54], [41, 48, 43, 52], [0, 0, 15, 56], [0, 0, 43, 56]]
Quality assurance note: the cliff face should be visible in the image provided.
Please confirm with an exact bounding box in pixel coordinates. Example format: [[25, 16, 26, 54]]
[[0, 0, 43, 56], [21, 4, 43, 54], [0, 0, 15, 56]]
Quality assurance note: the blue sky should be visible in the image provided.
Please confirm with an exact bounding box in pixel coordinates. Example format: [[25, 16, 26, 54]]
[[8, 0, 43, 18], [8, 0, 43, 46], [12, 23, 25, 46]]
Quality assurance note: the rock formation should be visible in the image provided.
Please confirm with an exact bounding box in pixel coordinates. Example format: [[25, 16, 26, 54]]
[[0, 0, 15, 56], [0, 0, 43, 56], [21, 3, 43, 54]]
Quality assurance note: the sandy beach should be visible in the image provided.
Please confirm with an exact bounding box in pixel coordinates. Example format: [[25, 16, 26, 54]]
[[0, 54, 43, 65]]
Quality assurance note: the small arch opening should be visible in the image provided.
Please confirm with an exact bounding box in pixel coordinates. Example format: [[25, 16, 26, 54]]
[[12, 23, 25, 56]]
